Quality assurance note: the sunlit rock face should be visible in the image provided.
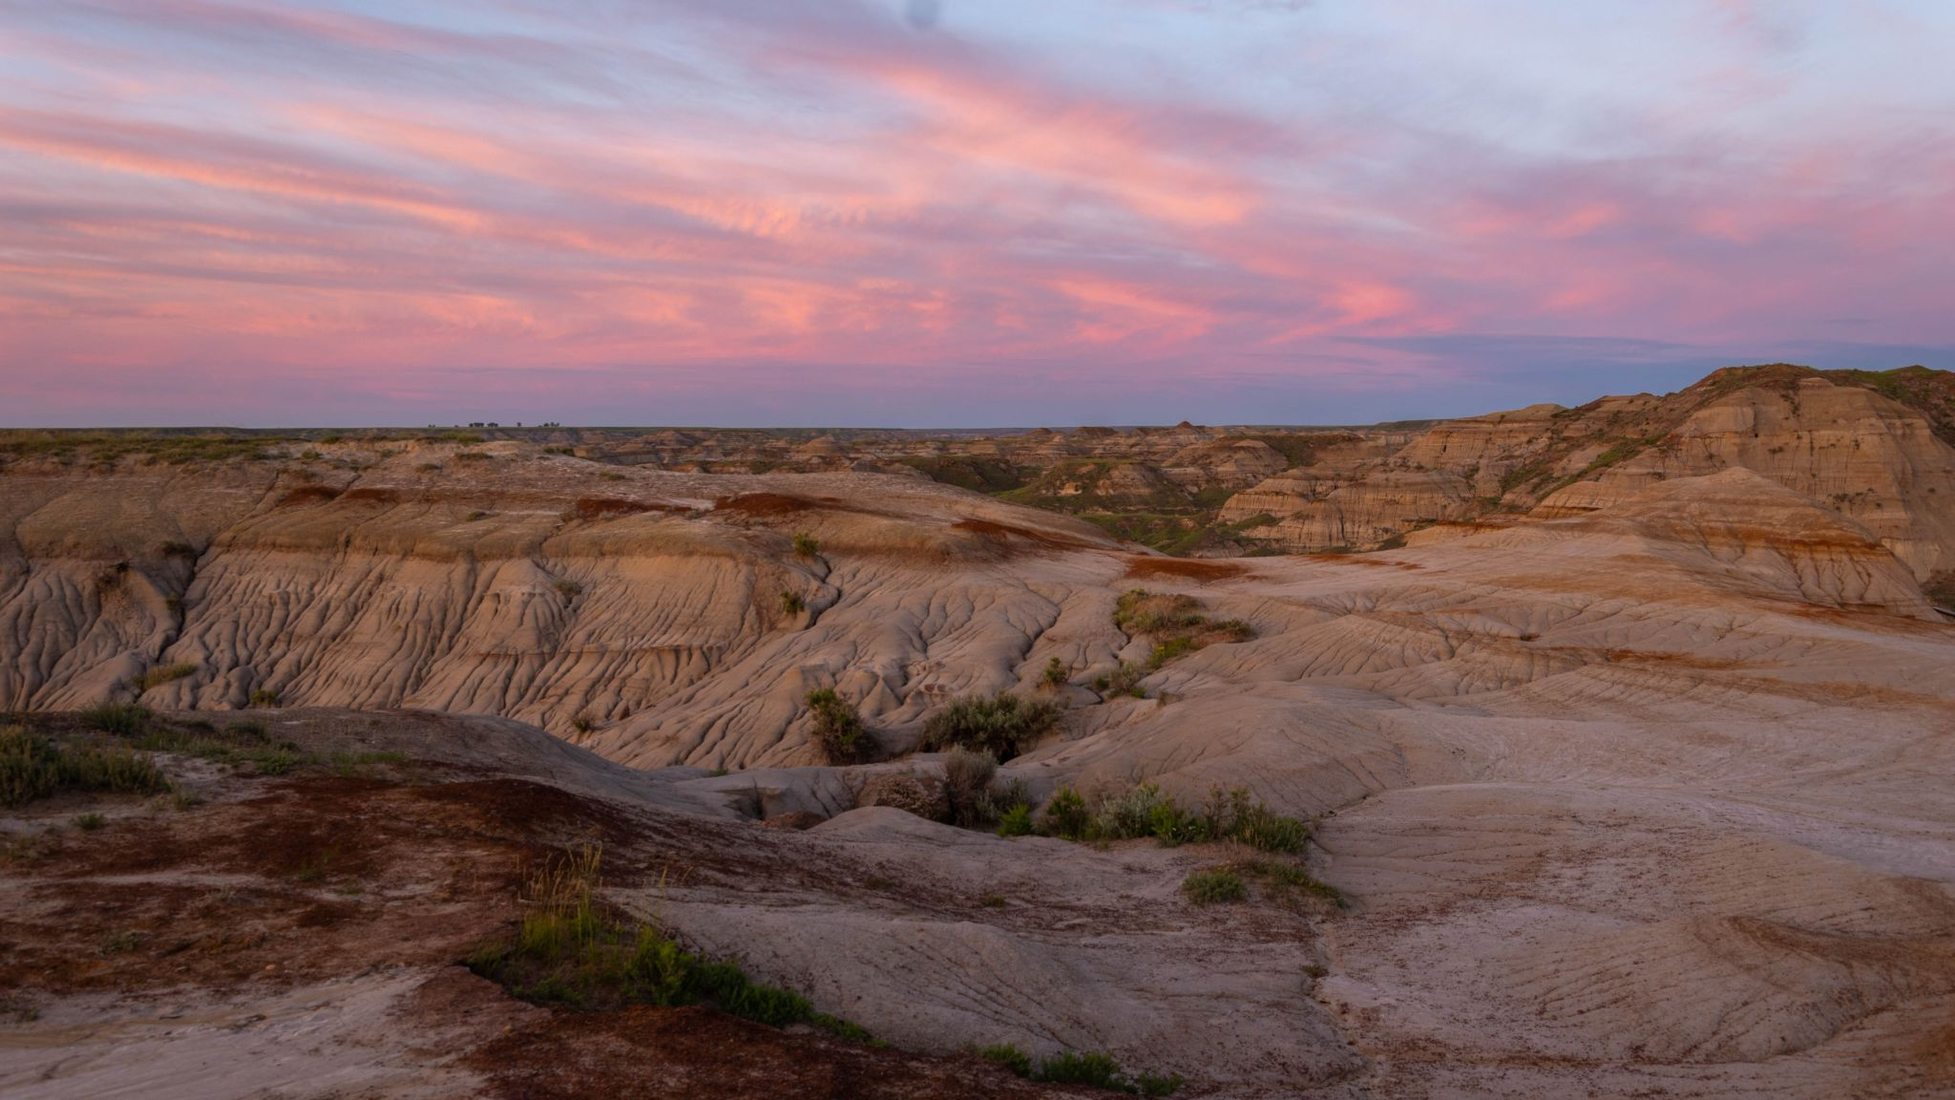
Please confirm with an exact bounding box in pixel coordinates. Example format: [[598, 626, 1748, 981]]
[[1220, 367, 1955, 572]]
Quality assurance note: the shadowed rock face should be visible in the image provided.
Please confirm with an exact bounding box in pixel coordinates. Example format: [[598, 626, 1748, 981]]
[[4, 370, 1955, 1098]]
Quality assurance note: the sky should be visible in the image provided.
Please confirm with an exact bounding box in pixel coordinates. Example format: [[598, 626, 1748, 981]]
[[2, 0, 1953, 428]]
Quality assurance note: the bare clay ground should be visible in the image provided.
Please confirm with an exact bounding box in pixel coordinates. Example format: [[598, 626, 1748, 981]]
[[0, 711, 1110, 1099]]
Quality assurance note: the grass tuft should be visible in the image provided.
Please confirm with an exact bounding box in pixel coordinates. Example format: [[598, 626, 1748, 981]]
[[979, 1042, 1181, 1095], [1181, 868, 1246, 904]]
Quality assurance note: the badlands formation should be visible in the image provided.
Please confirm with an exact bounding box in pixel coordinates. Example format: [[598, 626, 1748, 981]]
[[2, 364, 1953, 1098]]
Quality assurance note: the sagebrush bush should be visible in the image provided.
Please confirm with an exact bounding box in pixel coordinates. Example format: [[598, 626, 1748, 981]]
[[806, 689, 873, 764], [792, 533, 820, 558], [1041, 786, 1092, 840], [919, 692, 1063, 761], [941, 746, 998, 826], [1036, 783, 1310, 854]]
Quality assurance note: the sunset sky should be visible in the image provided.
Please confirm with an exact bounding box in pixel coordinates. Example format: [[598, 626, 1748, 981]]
[[3, 1, 1952, 427]]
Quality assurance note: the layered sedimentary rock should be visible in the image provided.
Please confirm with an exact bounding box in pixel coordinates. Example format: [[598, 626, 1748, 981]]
[[1223, 366, 1955, 572], [4, 424, 1954, 1096]]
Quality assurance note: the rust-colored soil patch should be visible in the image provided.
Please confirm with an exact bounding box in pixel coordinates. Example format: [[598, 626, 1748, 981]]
[[570, 496, 686, 521], [0, 717, 1101, 1099], [950, 518, 1099, 552], [274, 485, 341, 506], [1123, 556, 1246, 582], [468, 1003, 1078, 1100], [713, 492, 824, 517]]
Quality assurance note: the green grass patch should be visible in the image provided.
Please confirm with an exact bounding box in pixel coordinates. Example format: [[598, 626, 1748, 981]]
[[1234, 856, 1348, 909], [0, 727, 173, 807], [1181, 867, 1246, 904], [467, 845, 869, 1039], [979, 1043, 1181, 1095], [80, 703, 154, 737], [1114, 590, 1253, 670]]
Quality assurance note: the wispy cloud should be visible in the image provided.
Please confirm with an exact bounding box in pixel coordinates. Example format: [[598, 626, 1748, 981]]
[[0, 0, 1950, 425]]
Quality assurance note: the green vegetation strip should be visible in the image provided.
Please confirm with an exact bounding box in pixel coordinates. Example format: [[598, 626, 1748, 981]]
[[0, 726, 171, 808], [1039, 783, 1308, 852], [979, 1044, 1182, 1096], [466, 845, 869, 1041]]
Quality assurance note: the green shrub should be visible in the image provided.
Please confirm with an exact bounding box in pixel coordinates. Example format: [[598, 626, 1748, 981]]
[[1041, 656, 1069, 688], [248, 689, 281, 708], [996, 803, 1033, 837], [1147, 799, 1206, 846], [76, 812, 106, 831], [1038, 1051, 1130, 1089], [1148, 637, 1197, 668], [1093, 662, 1148, 699], [1210, 788, 1309, 853], [1094, 783, 1171, 841], [779, 590, 806, 615], [919, 692, 1063, 761], [792, 533, 820, 558], [806, 689, 873, 764], [1041, 786, 1091, 840], [1181, 868, 1246, 905], [942, 746, 998, 826], [1035, 783, 1311, 854], [0, 727, 172, 807]]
